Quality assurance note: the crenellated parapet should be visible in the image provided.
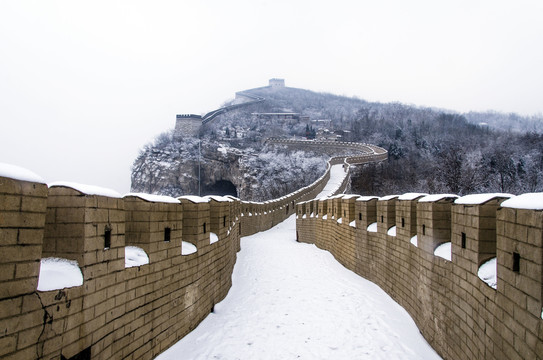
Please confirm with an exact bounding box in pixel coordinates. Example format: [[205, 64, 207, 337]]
[[0, 169, 241, 359], [296, 193, 543, 360], [0, 160, 335, 360], [0, 142, 387, 359]]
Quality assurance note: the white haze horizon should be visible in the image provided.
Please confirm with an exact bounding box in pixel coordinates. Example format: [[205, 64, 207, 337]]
[[1, 0, 542, 194]]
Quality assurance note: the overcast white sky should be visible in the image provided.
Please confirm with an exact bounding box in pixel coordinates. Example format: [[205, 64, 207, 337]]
[[1, 0, 542, 194]]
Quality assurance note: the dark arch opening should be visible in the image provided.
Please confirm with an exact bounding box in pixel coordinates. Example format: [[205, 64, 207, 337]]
[[202, 180, 238, 197]]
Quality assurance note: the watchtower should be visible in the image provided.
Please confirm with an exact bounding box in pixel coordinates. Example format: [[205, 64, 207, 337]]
[[175, 114, 202, 137], [269, 78, 285, 88]]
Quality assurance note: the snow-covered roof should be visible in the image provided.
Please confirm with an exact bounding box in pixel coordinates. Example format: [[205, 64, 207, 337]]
[[379, 195, 399, 201], [398, 193, 428, 201], [178, 195, 211, 204], [124, 192, 180, 204], [501, 193, 543, 210], [0, 162, 45, 184], [418, 194, 458, 203], [49, 181, 122, 198], [455, 193, 513, 205]]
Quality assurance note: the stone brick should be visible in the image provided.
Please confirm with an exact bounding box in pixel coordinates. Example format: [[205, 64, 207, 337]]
[[0, 335, 17, 357]]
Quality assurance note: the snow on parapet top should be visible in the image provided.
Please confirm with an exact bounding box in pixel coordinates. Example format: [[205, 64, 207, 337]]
[[124, 193, 180, 204], [455, 193, 513, 205], [398, 193, 428, 201], [49, 181, 122, 198], [379, 195, 399, 201], [500, 193, 543, 210], [419, 194, 458, 203], [205, 195, 234, 202], [0, 162, 45, 184], [178, 195, 211, 204], [356, 196, 378, 202], [225, 195, 240, 201], [341, 194, 359, 200]]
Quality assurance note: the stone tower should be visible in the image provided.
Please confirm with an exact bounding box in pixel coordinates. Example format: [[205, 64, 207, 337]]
[[269, 78, 285, 88], [175, 114, 202, 137]]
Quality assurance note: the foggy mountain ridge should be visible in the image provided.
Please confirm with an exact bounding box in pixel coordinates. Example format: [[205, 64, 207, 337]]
[[131, 84, 543, 199]]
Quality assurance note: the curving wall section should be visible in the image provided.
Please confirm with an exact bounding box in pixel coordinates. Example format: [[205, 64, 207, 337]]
[[0, 144, 387, 359], [296, 194, 543, 359]]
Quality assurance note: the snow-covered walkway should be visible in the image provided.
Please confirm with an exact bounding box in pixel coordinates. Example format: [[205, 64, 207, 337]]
[[157, 165, 441, 359]]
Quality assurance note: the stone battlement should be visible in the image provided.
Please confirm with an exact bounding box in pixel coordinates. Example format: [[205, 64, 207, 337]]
[[296, 193, 543, 359], [0, 140, 392, 360], [175, 114, 203, 119], [175, 114, 202, 137], [0, 144, 389, 359]]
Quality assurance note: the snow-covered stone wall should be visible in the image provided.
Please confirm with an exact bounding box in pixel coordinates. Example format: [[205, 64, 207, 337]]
[[0, 172, 245, 359], [0, 159, 340, 359], [297, 193, 543, 360], [0, 145, 386, 359]]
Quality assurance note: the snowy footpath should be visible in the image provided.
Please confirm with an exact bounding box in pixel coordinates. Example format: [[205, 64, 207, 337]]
[[157, 165, 441, 360]]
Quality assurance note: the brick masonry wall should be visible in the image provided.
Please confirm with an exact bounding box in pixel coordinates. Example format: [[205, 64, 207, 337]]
[[0, 181, 241, 360], [0, 175, 48, 359], [296, 195, 543, 360], [174, 117, 201, 137], [0, 145, 387, 359]]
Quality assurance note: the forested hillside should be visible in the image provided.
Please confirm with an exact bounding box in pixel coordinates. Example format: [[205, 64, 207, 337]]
[[350, 111, 543, 196], [132, 84, 543, 199]]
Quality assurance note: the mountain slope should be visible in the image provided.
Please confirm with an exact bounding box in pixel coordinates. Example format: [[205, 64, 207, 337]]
[[131, 82, 543, 198]]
